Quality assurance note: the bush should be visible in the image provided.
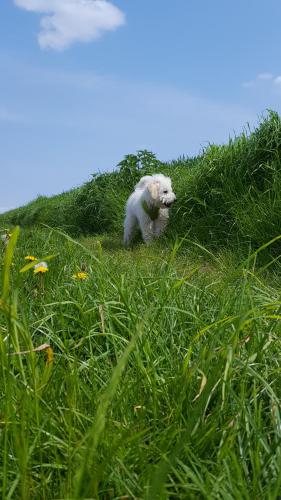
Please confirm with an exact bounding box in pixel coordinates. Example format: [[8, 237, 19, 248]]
[[72, 150, 164, 234], [169, 111, 281, 248]]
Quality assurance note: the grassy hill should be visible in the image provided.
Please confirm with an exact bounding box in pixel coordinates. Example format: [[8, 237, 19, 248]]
[[1, 111, 281, 498], [2, 111, 281, 251]]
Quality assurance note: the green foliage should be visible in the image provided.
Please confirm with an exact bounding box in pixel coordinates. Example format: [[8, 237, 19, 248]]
[[0, 190, 79, 234], [74, 150, 163, 234], [169, 111, 281, 249], [2, 113, 281, 497], [2, 112, 281, 250], [1, 228, 281, 498]]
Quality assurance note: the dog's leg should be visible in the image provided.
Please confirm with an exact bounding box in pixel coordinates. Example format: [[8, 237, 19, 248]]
[[124, 213, 137, 246], [142, 232, 154, 244], [154, 210, 169, 237], [141, 220, 155, 244]]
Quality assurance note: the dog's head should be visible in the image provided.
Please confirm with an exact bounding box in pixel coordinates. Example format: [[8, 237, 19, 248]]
[[146, 174, 176, 208]]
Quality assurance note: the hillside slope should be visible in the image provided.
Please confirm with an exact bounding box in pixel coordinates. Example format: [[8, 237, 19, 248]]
[[2, 111, 281, 249]]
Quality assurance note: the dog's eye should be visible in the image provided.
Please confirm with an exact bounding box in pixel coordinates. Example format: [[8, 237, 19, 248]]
[[163, 190, 168, 194]]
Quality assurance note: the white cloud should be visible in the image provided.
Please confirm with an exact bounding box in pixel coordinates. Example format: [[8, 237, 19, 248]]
[[257, 72, 273, 81], [14, 0, 125, 51], [274, 76, 281, 86], [242, 72, 281, 90]]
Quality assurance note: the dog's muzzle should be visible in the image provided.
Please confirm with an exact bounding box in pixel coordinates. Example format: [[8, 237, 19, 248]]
[[164, 198, 176, 208]]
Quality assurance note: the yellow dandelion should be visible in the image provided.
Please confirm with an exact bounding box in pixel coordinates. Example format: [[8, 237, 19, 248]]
[[72, 272, 88, 281], [24, 255, 36, 262], [34, 261, 48, 274]]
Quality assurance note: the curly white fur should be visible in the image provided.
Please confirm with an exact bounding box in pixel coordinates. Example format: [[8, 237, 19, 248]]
[[124, 174, 176, 245]]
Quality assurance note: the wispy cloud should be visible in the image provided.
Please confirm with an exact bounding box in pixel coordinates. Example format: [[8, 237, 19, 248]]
[[242, 72, 281, 90], [0, 56, 258, 210], [0, 57, 254, 146], [14, 0, 126, 51], [273, 76, 281, 87], [257, 72, 273, 81]]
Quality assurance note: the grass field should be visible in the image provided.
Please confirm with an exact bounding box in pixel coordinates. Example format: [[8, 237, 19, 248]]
[[2, 111, 281, 498], [1, 226, 281, 499]]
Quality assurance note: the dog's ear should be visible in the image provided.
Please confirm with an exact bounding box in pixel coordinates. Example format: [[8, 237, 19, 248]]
[[147, 181, 159, 200]]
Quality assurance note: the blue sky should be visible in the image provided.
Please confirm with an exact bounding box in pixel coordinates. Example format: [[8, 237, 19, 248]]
[[1, 0, 281, 212]]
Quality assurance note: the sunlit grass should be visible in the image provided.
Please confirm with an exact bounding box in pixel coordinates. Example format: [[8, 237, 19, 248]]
[[1, 111, 281, 497], [1, 227, 281, 498], [2, 112, 281, 254]]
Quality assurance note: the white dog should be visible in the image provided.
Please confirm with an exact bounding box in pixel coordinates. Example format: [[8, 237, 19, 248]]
[[124, 174, 176, 245]]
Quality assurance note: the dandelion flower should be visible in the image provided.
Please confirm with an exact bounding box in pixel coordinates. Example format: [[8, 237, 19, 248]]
[[72, 272, 88, 281], [34, 262, 48, 274], [24, 255, 36, 262]]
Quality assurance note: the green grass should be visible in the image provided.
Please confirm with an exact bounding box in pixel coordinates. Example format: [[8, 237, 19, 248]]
[[2, 111, 281, 498], [2, 111, 281, 253], [1, 226, 281, 499]]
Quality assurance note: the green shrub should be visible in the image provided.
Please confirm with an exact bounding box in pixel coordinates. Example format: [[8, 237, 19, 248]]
[[169, 111, 281, 248], [73, 150, 164, 234]]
